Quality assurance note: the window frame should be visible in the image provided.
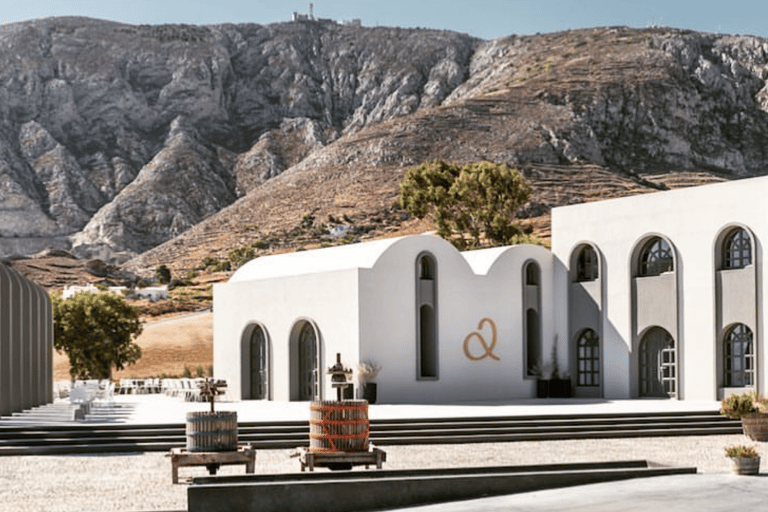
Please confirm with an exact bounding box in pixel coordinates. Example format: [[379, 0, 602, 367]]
[[416, 252, 439, 380], [575, 245, 599, 282], [576, 329, 600, 387], [722, 228, 752, 270], [724, 323, 755, 388], [638, 237, 674, 277]]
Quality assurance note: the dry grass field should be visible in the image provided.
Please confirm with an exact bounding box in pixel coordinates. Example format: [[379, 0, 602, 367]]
[[53, 311, 213, 381]]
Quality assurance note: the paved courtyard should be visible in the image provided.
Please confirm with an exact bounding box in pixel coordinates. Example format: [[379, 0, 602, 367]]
[[0, 396, 765, 512]]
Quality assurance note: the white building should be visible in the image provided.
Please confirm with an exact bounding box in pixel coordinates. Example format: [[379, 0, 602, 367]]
[[552, 176, 767, 402], [214, 175, 768, 403]]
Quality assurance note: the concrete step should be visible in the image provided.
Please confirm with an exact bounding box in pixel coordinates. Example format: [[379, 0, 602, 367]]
[[0, 411, 742, 456]]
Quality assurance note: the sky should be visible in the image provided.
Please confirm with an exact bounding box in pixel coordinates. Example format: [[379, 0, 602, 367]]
[[2, 0, 768, 40]]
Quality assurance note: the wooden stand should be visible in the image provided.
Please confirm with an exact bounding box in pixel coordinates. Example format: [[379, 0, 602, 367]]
[[296, 446, 386, 472], [170, 445, 256, 484]]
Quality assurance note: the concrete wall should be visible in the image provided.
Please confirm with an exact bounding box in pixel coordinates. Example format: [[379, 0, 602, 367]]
[[0, 263, 53, 416], [552, 175, 768, 400]]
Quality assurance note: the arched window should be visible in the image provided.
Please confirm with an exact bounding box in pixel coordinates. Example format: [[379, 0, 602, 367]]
[[420, 256, 434, 280], [724, 324, 754, 387], [298, 322, 319, 401], [416, 253, 438, 379], [576, 329, 600, 387], [249, 325, 268, 400], [638, 237, 674, 277], [523, 260, 542, 377], [525, 309, 541, 375], [723, 229, 752, 269], [526, 262, 540, 285], [575, 246, 599, 282]]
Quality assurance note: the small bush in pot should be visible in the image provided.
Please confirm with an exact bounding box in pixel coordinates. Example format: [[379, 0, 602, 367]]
[[721, 392, 768, 441], [719, 392, 755, 419], [725, 444, 761, 475], [358, 360, 381, 404], [725, 445, 759, 459]]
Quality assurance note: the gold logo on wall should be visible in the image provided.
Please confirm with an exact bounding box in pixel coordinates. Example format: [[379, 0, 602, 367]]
[[463, 317, 501, 361]]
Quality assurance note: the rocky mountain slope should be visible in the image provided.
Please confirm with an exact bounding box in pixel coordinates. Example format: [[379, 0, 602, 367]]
[[2, 17, 768, 269]]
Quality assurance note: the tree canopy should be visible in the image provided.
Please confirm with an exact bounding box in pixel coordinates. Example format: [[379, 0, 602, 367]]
[[400, 160, 532, 249], [53, 291, 143, 380]]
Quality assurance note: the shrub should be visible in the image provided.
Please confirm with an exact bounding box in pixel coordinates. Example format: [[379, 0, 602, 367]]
[[198, 257, 219, 270], [182, 365, 192, 378], [168, 278, 191, 290], [300, 214, 315, 229], [154, 264, 171, 284], [228, 245, 257, 268], [720, 393, 756, 419], [725, 445, 759, 458], [195, 365, 205, 378]]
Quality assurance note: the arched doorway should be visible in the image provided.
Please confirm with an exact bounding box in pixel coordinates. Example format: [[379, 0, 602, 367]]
[[297, 321, 319, 401], [249, 325, 269, 400], [639, 327, 676, 398]]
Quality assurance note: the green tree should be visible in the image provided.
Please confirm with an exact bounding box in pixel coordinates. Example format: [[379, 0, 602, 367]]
[[154, 264, 171, 284], [53, 292, 143, 379], [400, 160, 532, 249]]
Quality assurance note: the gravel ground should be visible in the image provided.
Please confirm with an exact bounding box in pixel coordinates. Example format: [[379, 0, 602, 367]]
[[0, 434, 757, 512]]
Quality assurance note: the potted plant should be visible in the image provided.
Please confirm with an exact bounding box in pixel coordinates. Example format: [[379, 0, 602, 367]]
[[720, 392, 768, 441], [725, 444, 761, 475], [358, 360, 381, 404], [547, 341, 572, 399]]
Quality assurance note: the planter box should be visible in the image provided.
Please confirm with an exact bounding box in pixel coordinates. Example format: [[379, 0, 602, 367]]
[[742, 413, 768, 442], [536, 379, 549, 399], [362, 383, 377, 404], [549, 379, 572, 398], [730, 456, 760, 475]]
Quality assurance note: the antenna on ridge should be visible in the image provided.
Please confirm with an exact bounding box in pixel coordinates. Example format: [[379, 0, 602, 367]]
[[310, 3, 314, 20]]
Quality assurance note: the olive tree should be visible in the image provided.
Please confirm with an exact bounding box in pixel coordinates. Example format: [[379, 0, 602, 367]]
[[400, 160, 532, 249], [53, 291, 143, 379]]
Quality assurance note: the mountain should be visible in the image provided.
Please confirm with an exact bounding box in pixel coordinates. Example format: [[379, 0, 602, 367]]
[[1, 17, 767, 268]]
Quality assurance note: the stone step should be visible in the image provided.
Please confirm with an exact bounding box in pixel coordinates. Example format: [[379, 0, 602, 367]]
[[0, 411, 741, 455]]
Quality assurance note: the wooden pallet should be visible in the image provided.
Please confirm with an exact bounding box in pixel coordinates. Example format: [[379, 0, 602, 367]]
[[170, 445, 256, 484], [296, 446, 386, 472]]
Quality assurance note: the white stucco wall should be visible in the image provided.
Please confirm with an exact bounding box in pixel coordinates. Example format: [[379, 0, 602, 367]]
[[552, 176, 768, 400], [358, 236, 556, 403], [214, 268, 361, 401], [215, 234, 560, 404]]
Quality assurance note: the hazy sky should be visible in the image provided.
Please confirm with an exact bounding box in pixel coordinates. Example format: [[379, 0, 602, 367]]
[[2, 0, 768, 40]]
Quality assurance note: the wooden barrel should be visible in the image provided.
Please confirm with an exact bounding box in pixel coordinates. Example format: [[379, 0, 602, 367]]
[[186, 411, 238, 452], [309, 400, 369, 453], [742, 413, 768, 442]]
